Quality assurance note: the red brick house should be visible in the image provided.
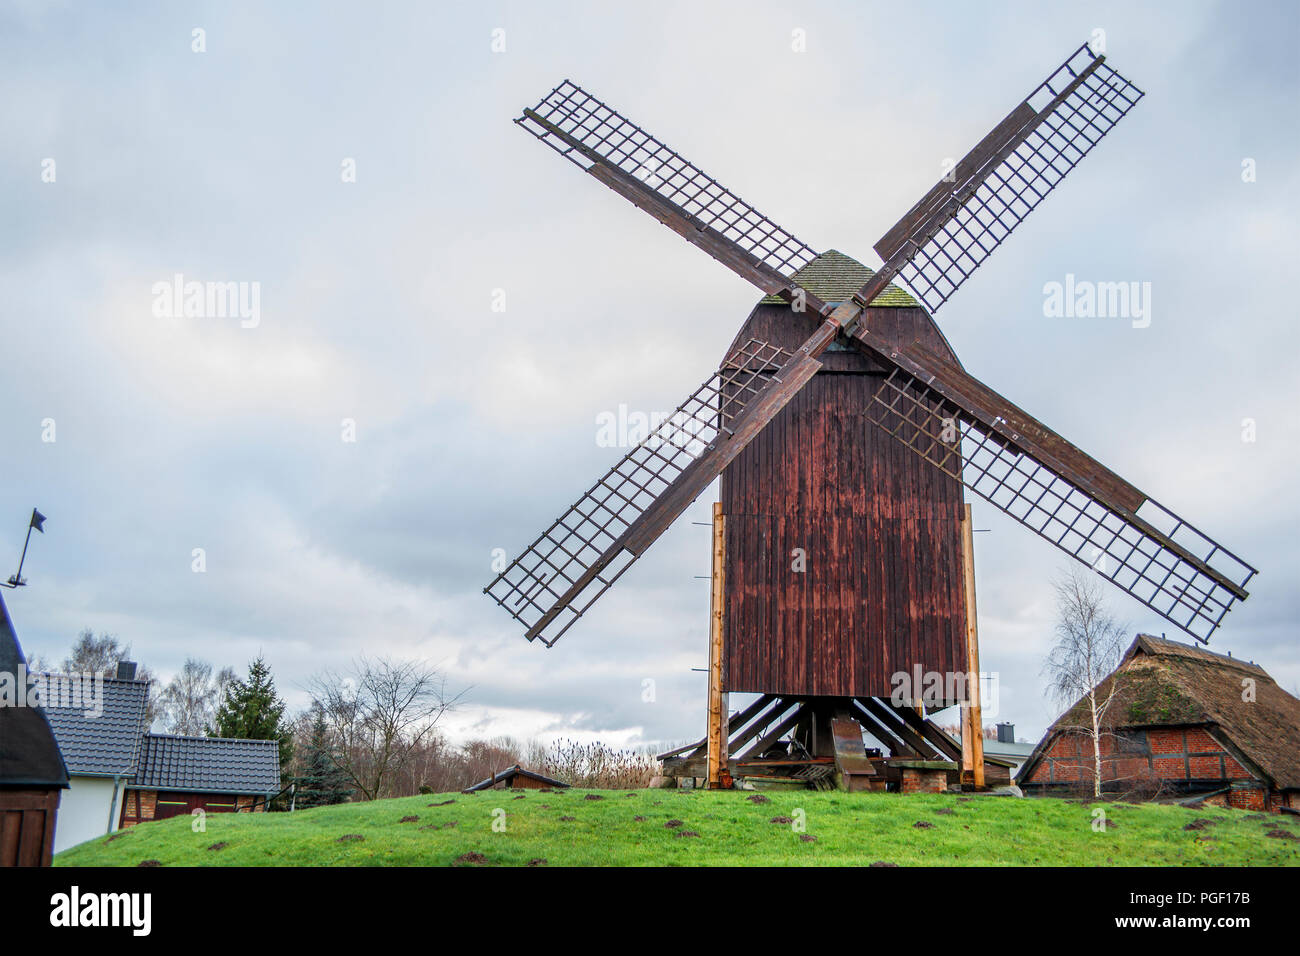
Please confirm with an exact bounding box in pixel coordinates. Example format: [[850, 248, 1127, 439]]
[[1018, 634, 1300, 812]]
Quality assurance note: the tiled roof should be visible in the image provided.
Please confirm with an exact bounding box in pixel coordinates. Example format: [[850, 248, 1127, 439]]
[[759, 249, 920, 307], [134, 734, 281, 794], [42, 675, 149, 777]]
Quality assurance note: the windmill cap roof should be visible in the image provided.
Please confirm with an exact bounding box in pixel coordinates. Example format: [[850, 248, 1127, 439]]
[[759, 249, 919, 308]]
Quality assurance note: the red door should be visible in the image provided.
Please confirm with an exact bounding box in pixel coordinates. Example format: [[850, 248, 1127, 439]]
[[152, 794, 239, 820]]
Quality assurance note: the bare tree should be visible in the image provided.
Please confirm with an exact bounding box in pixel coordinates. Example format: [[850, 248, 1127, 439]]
[[63, 629, 159, 726], [158, 658, 236, 735], [1044, 567, 1128, 798], [307, 657, 465, 800]]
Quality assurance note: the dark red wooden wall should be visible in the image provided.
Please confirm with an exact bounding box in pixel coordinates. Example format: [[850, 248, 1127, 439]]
[[0, 789, 60, 867], [720, 304, 968, 698]]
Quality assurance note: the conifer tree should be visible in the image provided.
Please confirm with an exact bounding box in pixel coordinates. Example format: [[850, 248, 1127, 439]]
[[212, 656, 293, 771], [295, 708, 354, 807]]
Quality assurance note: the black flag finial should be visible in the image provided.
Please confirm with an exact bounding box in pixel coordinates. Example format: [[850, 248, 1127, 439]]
[[4, 507, 47, 588]]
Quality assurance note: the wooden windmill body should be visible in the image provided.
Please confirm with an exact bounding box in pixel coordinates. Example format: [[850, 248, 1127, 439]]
[[486, 44, 1257, 792], [721, 251, 966, 700], [689, 253, 982, 789]]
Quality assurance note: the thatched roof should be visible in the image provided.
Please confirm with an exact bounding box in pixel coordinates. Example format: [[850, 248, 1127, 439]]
[[1021, 634, 1300, 790]]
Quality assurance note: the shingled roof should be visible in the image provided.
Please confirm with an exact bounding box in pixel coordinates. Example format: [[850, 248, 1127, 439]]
[[134, 733, 281, 795], [0, 592, 68, 789], [1022, 634, 1300, 791], [759, 249, 919, 308], [463, 764, 569, 793], [42, 675, 149, 777]]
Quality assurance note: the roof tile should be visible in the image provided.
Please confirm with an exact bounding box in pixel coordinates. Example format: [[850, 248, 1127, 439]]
[[42, 675, 149, 776], [135, 733, 280, 794]]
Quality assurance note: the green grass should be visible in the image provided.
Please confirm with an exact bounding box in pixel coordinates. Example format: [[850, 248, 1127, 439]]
[[55, 789, 1300, 867]]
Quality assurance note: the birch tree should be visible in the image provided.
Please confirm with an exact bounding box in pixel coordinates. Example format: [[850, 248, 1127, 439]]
[[1044, 568, 1128, 798], [158, 658, 236, 735]]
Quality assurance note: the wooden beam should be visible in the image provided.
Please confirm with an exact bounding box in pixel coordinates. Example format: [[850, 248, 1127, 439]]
[[875, 101, 1038, 261], [725, 695, 777, 737], [525, 345, 826, 642], [874, 55, 1105, 263], [961, 503, 986, 788], [846, 329, 1249, 603], [736, 704, 807, 761], [857, 698, 937, 758], [707, 501, 728, 789], [849, 700, 910, 756], [725, 698, 797, 758], [621, 349, 825, 556], [892, 703, 963, 762], [830, 717, 876, 791], [656, 693, 776, 761]]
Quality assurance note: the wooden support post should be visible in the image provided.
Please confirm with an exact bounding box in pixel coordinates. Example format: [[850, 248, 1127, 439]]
[[960, 503, 985, 788], [706, 501, 729, 789]]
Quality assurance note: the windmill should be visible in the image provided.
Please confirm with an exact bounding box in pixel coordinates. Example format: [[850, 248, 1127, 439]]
[[485, 43, 1257, 791]]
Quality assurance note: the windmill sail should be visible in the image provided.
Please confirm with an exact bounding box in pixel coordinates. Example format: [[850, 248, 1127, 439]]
[[875, 43, 1145, 314], [846, 328, 1255, 642], [517, 82, 821, 302], [485, 339, 822, 646], [501, 47, 1254, 649]]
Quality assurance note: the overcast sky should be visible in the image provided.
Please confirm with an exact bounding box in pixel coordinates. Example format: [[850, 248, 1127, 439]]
[[2, 0, 1297, 749]]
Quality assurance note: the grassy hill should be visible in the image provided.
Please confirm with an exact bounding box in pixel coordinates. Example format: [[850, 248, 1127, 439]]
[[55, 789, 1300, 867]]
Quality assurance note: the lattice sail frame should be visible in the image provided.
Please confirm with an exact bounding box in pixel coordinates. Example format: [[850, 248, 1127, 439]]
[[866, 367, 1256, 641], [485, 340, 794, 647], [888, 44, 1145, 314], [517, 81, 820, 281], [496, 46, 1256, 649]]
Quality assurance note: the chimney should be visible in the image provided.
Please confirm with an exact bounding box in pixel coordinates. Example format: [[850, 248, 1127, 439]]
[[115, 661, 138, 681], [996, 722, 1015, 744]]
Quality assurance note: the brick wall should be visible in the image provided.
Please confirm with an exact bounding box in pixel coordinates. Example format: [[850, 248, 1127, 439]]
[[900, 768, 946, 794], [1023, 724, 1284, 809], [120, 789, 157, 828], [120, 790, 267, 827]]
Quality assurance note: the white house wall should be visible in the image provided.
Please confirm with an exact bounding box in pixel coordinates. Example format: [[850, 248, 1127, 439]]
[[53, 775, 122, 854]]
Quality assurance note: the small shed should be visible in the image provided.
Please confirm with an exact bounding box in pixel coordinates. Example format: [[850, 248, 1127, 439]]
[[0, 591, 69, 866], [120, 734, 282, 825], [463, 764, 569, 793], [1019, 634, 1300, 811]]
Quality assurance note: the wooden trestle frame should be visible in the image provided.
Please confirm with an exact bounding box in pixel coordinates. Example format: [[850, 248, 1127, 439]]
[[960, 503, 985, 788], [706, 501, 729, 789], [684, 498, 999, 792]]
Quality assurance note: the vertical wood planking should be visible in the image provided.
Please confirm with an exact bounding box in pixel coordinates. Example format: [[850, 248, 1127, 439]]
[[721, 303, 968, 698]]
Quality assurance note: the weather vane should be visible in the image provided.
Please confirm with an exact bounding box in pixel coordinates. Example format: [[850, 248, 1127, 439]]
[[4, 508, 46, 588]]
